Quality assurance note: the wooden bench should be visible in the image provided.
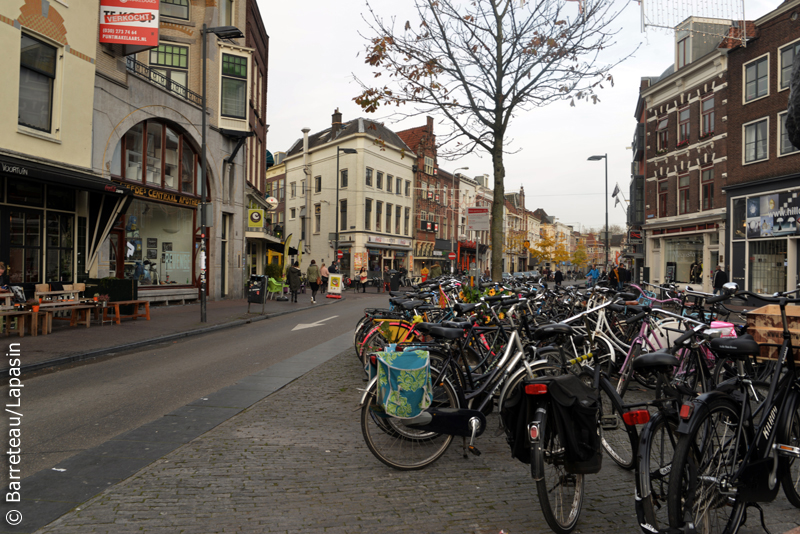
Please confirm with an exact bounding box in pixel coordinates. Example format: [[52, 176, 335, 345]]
[[69, 305, 96, 328], [137, 288, 198, 306], [0, 311, 27, 337], [29, 310, 53, 336], [108, 300, 151, 325]]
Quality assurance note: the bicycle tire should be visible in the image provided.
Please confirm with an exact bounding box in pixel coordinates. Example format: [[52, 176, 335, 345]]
[[667, 397, 746, 534], [781, 394, 800, 507], [360, 365, 459, 471], [532, 408, 584, 534], [638, 413, 679, 533], [598, 378, 638, 470]]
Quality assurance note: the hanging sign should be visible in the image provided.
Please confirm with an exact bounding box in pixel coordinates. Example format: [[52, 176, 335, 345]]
[[99, 0, 160, 47], [248, 209, 264, 228]]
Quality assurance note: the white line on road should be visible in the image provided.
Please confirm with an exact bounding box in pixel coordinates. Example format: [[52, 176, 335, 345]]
[[291, 315, 340, 331]]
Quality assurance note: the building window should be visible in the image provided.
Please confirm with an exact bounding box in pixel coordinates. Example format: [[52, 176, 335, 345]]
[[220, 0, 234, 26], [149, 44, 189, 96], [658, 178, 668, 217], [161, 0, 190, 19], [396, 177, 402, 195], [678, 107, 690, 145], [744, 118, 768, 163], [221, 53, 247, 119], [386, 203, 392, 233], [405, 181, 411, 196], [340, 169, 348, 188], [664, 235, 704, 284], [19, 34, 57, 133], [677, 37, 688, 69], [779, 112, 799, 156], [744, 55, 768, 102], [290, 182, 296, 197], [780, 41, 800, 90], [278, 180, 284, 200], [376, 171, 383, 190], [365, 168, 372, 187], [701, 168, 714, 210], [314, 204, 321, 233], [376, 201, 383, 232], [701, 96, 715, 136], [314, 175, 321, 193], [387, 175, 393, 193], [424, 156, 434, 175], [404, 207, 410, 236], [301, 180, 306, 195], [339, 199, 347, 231], [657, 116, 669, 151], [395, 205, 401, 234], [290, 208, 296, 219], [365, 199, 372, 230], [678, 175, 690, 215]]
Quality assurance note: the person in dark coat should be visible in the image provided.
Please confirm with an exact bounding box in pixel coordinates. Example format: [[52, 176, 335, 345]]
[[307, 260, 321, 303], [713, 265, 729, 295], [0, 262, 9, 290], [287, 261, 302, 303], [554, 268, 563, 286]]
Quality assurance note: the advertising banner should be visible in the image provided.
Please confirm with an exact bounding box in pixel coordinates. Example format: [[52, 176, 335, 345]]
[[328, 274, 342, 295], [248, 209, 264, 228], [466, 207, 490, 232], [99, 0, 159, 47]]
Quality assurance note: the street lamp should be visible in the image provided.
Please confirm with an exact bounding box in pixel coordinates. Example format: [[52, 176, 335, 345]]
[[451, 167, 469, 273], [200, 24, 244, 322], [588, 154, 609, 271], [334, 147, 357, 271]]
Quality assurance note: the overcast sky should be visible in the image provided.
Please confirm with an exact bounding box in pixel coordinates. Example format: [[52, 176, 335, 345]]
[[257, 0, 776, 232]]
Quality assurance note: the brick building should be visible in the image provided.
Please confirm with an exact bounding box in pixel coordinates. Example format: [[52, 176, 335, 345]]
[[723, 0, 800, 294]]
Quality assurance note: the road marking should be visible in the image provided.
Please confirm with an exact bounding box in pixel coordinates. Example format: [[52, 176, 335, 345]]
[[291, 316, 339, 331]]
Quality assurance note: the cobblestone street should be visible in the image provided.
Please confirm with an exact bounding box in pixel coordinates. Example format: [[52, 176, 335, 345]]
[[38, 347, 800, 534]]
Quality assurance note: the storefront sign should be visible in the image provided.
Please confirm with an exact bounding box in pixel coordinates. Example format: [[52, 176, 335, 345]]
[[466, 207, 490, 231], [433, 250, 442, 256], [628, 230, 643, 244], [366, 235, 411, 247], [99, 0, 159, 47], [248, 209, 264, 228], [744, 190, 800, 239], [118, 182, 200, 206]]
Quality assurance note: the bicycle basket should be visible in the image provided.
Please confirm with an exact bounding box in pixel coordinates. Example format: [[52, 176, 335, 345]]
[[368, 350, 433, 419], [546, 374, 603, 474]]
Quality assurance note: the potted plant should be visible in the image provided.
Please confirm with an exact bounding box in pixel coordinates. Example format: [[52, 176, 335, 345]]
[[97, 294, 110, 307], [93, 293, 99, 302], [27, 298, 39, 313]]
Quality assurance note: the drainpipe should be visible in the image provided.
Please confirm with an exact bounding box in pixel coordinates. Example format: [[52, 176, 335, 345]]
[[302, 128, 311, 259]]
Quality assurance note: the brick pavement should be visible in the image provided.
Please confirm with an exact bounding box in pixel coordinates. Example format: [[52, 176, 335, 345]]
[[35, 346, 800, 534]]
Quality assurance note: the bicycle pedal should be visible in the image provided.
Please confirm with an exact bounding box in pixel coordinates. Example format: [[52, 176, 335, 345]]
[[775, 443, 800, 458], [600, 416, 619, 431], [468, 445, 482, 456]]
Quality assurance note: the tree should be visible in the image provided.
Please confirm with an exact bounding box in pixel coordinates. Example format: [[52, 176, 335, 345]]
[[355, 0, 631, 280], [529, 234, 556, 265], [572, 244, 588, 268]]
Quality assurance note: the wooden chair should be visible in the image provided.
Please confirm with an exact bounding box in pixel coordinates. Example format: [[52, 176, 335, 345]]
[[73, 283, 85, 298], [35, 283, 50, 295]]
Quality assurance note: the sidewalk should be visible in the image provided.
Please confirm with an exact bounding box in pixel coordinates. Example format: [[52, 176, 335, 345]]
[[6, 290, 348, 376]]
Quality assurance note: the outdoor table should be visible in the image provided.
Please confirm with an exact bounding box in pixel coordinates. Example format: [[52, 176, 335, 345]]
[[107, 300, 150, 325], [0, 292, 13, 306], [28, 310, 53, 336], [68, 305, 96, 328], [0, 310, 27, 337]]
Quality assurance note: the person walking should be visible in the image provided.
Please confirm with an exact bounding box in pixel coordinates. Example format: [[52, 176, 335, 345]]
[[608, 264, 619, 290], [554, 268, 563, 287], [358, 266, 368, 293], [586, 264, 599, 288], [307, 260, 322, 303], [320, 262, 329, 294], [287, 261, 302, 303], [713, 265, 728, 295], [383, 266, 391, 292]]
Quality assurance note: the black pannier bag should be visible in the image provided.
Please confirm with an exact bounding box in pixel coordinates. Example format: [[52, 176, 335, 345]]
[[546, 374, 603, 474], [500, 378, 533, 464]]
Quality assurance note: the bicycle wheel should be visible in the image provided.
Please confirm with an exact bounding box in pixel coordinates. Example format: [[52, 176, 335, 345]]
[[360, 365, 459, 470], [667, 397, 746, 534], [639, 414, 679, 532], [781, 395, 800, 507], [532, 408, 584, 534], [598, 379, 638, 470]]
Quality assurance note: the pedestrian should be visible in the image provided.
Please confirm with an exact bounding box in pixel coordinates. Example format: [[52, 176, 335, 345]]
[[307, 260, 321, 303], [554, 268, 563, 287], [320, 262, 329, 294], [430, 263, 442, 279], [586, 264, 599, 288], [358, 266, 368, 293], [421, 263, 429, 282], [609, 264, 619, 289], [383, 266, 391, 292], [287, 261, 302, 303], [713, 264, 728, 296], [618, 264, 629, 289], [329, 261, 339, 274]]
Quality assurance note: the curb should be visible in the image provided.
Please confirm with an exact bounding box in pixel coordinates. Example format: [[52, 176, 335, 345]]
[[10, 297, 341, 377]]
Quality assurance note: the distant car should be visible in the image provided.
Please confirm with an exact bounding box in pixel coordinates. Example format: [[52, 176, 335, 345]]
[[512, 272, 526, 279]]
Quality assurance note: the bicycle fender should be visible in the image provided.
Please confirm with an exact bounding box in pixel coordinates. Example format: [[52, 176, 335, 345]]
[[676, 390, 734, 435], [636, 410, 673, 502], [358, 376, 379, 406]]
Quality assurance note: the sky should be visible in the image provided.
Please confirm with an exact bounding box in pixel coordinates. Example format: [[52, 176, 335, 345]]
[[256, 0, 777, 233]]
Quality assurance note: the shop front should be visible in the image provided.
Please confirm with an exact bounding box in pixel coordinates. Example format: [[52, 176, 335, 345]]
[[362, 235, 411, 276], [726, 176, 800, 295], [414, 238, 451, 274]]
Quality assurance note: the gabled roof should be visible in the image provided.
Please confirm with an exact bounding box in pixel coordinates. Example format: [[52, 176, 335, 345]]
[[396, 125, 430, 151], [286, 118, 411, 157], [533, 208, 554, 224]]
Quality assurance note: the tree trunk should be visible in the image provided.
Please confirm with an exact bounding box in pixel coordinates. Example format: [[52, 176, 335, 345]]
[[490, 144, 505, 281]]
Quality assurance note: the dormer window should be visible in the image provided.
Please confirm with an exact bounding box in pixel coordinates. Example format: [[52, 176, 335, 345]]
[[677, 37, 689, 69]]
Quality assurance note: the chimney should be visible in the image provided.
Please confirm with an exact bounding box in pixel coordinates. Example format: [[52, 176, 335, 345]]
[[332, 108, 343, 138]]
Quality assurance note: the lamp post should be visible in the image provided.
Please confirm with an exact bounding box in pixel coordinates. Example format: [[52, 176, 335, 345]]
[[451, 167, 469, 274], [334, 147, 357, 272], [200, 24, 244, 322], [588, 154, 609, 272]]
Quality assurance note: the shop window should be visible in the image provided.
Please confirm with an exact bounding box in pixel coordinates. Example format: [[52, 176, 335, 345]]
[[125, 123, 144, 182], [149, 44, 189, 96], [678, 175, 690, 214], [19, 33, 57, 133], [779, 112, 799, 156], [9, 211, 42, 284], [749, 240, 787, 295], [376, 201, 383, 232], [366, 168, 372, 187], [340, 199, 347, 231], [46, 213, 73, 282], [701, 168, 714, 210], [744, 118, 768, 163], [161, 0, 189, 19], [365, 199, 372, 230], [146, 122, 163, 185], [8, 181, 44, 207], [181, 138, 195, 194], [46, 186, 75, 212], [744, 55, 768, 102], [780, 41, 800, 90], [664, 235, 704, 283], [124, 200, 193, 285], [164, 128, 180, 188], [221, 53, 247, 119], [701, 96, 715, 136], [731, 198, 746, 240]]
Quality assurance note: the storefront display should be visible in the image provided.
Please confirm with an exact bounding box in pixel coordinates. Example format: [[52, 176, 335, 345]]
[[664, 236, 704, 284]]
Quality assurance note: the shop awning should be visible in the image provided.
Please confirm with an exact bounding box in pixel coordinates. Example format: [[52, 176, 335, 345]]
[[365, 242, 412, 251], [265, 240, 298, 255]]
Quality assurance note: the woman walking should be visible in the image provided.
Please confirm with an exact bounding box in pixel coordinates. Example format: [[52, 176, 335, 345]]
[[287, 261, 302, 303], [320, 262, 329, 294], [358, 266, 368, 293], [307, 260, 321, 303]]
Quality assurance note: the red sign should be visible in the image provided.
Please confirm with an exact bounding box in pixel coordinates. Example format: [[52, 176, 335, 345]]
[[337, 250, 344, 259], [99, 0, 159, 47], [448, 252, 456, 260]]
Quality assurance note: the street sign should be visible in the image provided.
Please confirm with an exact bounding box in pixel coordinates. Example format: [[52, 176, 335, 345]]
[[448, 252, 456, 260], [466, 207, 490, 232], [337, 250, 344, 259]]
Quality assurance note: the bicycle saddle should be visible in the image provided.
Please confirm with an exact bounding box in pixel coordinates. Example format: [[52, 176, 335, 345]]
[[532, 323, 576, 341], [709, 337, 760, 359], [424, 325, 466, 340], [454, 302, 478, 315], [398, 299, 424, 311], [441, 319, 471, 330], [632, 351, 679, 374]]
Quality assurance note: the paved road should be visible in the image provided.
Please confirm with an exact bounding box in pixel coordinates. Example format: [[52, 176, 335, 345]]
[[33, 348, 800, 534]]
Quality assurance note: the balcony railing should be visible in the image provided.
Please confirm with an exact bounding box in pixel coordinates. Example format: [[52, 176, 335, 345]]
[[126, 57, 203, 107]]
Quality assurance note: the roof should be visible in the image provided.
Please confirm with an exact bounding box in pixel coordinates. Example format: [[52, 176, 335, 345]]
[[286, 118, 411, 157], [718, 21, 758, 49], [396, 125, 430, 151]]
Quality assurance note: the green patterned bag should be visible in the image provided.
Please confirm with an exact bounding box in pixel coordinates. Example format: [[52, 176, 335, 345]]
[[371, 350, 433, 419]]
